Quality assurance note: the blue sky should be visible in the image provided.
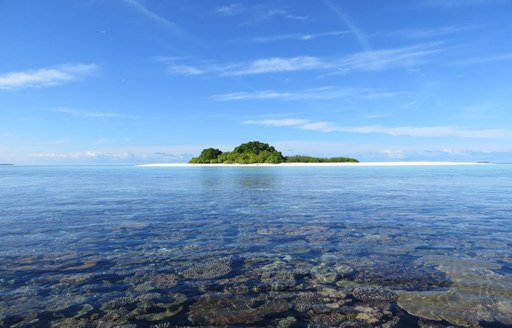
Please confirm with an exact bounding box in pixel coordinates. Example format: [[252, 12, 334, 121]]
[[1, 0, 512, 164]]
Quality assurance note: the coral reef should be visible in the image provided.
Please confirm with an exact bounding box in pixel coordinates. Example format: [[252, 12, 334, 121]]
[[354, 261, 450, 291], [181, 258, 231, 280], [276, 316, 297, 328], [3, 188, 512, 327], [188, 293, 289, 325], [397, 255, 512, 327], [149, 273, 179, 288], [351, 287, 397, 302], [260, 271, 296, 291]]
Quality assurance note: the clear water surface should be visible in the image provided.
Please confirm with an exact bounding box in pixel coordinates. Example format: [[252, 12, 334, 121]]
[[1, 165, 511, 327]]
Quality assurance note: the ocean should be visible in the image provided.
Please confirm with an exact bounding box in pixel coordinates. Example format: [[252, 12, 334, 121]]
[[1, 165, 511, 327]]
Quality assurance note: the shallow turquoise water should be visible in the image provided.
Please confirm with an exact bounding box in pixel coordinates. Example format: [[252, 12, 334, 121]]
[[1, 165, 511, 327]]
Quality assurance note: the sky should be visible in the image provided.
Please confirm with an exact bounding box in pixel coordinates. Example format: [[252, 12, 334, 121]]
[[1, 0, 512, 164]]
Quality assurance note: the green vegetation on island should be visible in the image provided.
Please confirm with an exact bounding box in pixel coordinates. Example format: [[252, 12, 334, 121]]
[[284, 155, 359, 163], [189, 141, 359, 164]]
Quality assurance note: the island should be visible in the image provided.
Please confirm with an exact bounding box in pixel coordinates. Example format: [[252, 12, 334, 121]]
[[189, 141, 359, 164]]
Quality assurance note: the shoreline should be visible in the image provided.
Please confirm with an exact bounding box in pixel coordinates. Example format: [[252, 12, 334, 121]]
[[137, 161, 491, 167]]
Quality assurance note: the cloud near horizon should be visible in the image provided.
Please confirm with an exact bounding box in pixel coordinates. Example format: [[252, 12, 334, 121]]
[[4, 146, 208, 165], [0, 64, 97, 89], [244, 119, 512, 138]]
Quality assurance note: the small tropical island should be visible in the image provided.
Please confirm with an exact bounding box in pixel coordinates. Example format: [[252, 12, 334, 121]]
[[189, 141, 359, 164]]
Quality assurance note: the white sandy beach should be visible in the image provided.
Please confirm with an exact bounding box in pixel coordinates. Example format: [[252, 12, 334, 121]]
[[137, 162, 490, 167]]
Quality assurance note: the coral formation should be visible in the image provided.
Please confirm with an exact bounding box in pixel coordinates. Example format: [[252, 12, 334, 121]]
[[276, 316, 297, 328], [181, 258, 231, 280], [351, 287, 397, 302], [188, 293, 289, 325], [260, 271, 296, 291]]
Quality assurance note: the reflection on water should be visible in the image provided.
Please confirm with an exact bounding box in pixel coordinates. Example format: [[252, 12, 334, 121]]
[[0, 165, 511, 327]]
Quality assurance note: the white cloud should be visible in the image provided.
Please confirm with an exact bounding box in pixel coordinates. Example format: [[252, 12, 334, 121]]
[[27, 151, 102, 160], [123, 0, 178, 29], [215, 3, 304, 23], [300, 121, 340, 133], [456, 52, 512, 65], [223, 56, 325, 76], [156, 57, 206, 76], [213, 86, 400, 102], [381, 149, 406, 159], [341, 126, 512, 138], [244, 119, 309, 127], [424, 0, 507, 8], [214, 91, 293, 101], [52, 107, 124, 118], [8, 145, 219, 164], [323, 1, 370, 51], [333, 43, 444, 74], [166, 43, 444, 77], [250, 31, 348, 43], [34, 139, 70, 145], [216, 3, 244, 15], [391, 25, 474, 39], [166, 65, 205, 76], [244, 119, 512, 138], [0, 64, 97, 89], [213, 87, 358, 101], [285, 14, 309, 21]]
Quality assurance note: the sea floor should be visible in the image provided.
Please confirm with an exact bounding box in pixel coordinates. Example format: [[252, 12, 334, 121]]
[[1, 165, 511, 327]]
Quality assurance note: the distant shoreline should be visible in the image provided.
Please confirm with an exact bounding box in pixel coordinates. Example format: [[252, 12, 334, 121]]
[[137, 162, 491, 167]]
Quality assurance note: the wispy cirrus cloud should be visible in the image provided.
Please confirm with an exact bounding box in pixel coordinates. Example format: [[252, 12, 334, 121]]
[[333, 42, 444, 74], [0, 64, 97, 89], [323, 0, 370, 51], [122, 0, 178, 29], [213, 87, 353, 101], [216, 3, 245, 16], [455, 52, 512, 65], [163, 56, 326, 76], [212, 86, 399, 101], [166, 65, 205, 76], [391, 25, 476, 39], [215, 3, 307, 23], [164, 43, 445, 77], [244, 119, 310, 127], [244, 118, 512, 138], [154, 57, 206, 76], [424, 0, 508, 8], [244, 119, 340, 133], [250, 31, 349, 43], [224, 56, 324, 76], [52, 107, 125, 118], [341, 126, 512, 138]]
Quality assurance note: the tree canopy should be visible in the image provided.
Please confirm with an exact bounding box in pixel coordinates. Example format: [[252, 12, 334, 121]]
[[189, 141, 358, 164], [233, 141, 278, 155], [189, 148, 223, 164]]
